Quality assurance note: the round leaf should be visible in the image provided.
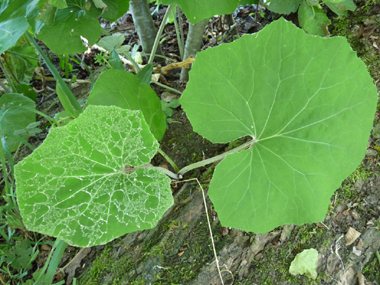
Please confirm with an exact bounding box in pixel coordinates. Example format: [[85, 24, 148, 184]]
[[87, 69, 167, 141], [180, 18, 377, 233], [15, 106, 173, 247], [36, 2, 102, 54]]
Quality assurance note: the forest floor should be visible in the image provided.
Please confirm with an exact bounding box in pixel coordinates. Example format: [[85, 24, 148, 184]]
[[2, 0, 380, 284]]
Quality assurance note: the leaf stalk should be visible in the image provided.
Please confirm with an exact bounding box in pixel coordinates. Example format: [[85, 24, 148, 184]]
[[26, 32, 82, 113], [148, 5, 174, 65]]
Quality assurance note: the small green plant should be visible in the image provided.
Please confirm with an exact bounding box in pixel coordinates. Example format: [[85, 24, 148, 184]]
[[161, 99, 180, 124], [57, 54, 74, 79]]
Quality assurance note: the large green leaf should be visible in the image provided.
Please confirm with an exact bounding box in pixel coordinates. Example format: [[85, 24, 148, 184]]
[[180, 18, 377, 233], [0, 93, 36, 152], [86, 69, 167, 141], [36, 0, 103, 54], [161, 0, 239, 23], [0, 0, 39, 54], [15, 105, 173, 247]]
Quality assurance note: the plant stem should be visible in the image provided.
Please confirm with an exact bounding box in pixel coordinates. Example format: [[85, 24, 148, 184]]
[[197, 178, 225, 285], [177, 138, 257, 177], [180, 17, 210, 81], [153, 138, 257, 180], [177, 6, 185, 60], [130, 0, 163, 61], [150, 80, 182, 94], [26, 32, 82, 112], [158, 148, 179, 173], [148, 5, 174, 65], [172, 6, 184, 60]]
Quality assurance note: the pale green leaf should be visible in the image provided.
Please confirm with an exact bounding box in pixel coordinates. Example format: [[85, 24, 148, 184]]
[[298, 2, 331, 36], [0, 0, 39, 54], [15, 106, 173, 247], [307, 0, 319, 6], [37, 4, 58, 25], [324, 0, 356, 16], [289, 248, 318, 279], [180, 18, 377, 233], [161, 0, 239, 23], [51, 0, 68, 9], [267, 0, 303, 15], [97, 33, 125, 53], [92, 0, 107, 9], [87, 69, 167, 141], [56, 84, 75, 118], [36, 1, 102, 54], [0, 94, 36, 152]]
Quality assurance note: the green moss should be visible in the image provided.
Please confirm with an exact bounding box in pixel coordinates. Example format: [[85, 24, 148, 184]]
[[79, 244, 137, 285], [362, 252, 380, 283], [243, 224, 333, 284]]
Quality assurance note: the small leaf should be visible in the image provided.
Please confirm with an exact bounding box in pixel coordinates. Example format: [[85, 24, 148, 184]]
[[324, 0, 356, 16], [0, 94, 36, 152], [137, 64, 153, 85], [268, 0, 303, 15], [298, 2, 331, 36], [14, 122, 42, 137], [56, 83, 75, 118], [168, 99, 180, 108], [109, 49, 124, 70], [161, 0, 239, 23], [14, 105, 173, 247], [87, 69, 166, 141], [36, 4, 58, 25], [54, 110, 82, 125], [307, 0, 319, 6], [289, 248, 318, 279], [51, 0, 68, 9], [93, 0, 107, 9], [97, 33, 125, 53]]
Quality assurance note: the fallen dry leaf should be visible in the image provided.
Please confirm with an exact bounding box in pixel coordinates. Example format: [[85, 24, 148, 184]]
[[345, 227, 361, 246]]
